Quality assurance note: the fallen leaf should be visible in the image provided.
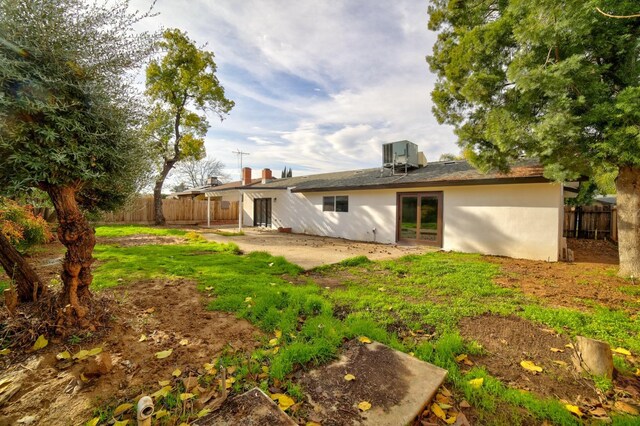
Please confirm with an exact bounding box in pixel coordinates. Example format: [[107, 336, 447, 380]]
[[468, 378, 484, 389], [56, 351, 71, 360], [179, 339, 189, 346], [87, 347, 102, 356], [151, 386, 172, 399], [272, 346, 280, 354], [378, 287, 385, 292], [614, 401, 639, 416], [565, 343, 574, 349], [85, 418, 99, 426], [113, 403, 134, 416], [358, 336, 372, 344], [520, 360, 543, 373], [635, 368, 640, 377], [74, 350, 90, 360], [438, 403, 453, 410], [155, 409, 169, 419], [158, 380, 171, 386], [589, 407, 608, 417], [357, 401, 372, 411], [0, 349, 10, 356], [455, 354, 468, 362], [138, 334, 147, 342], [224, 377, 235, 389], [144, 307, 155, 314], [197, 409, 212, 418], [460, 400, 471, 408], [172, 368, 181, 377], [344, 374, 356, 381], [205, 286, 213, 291], [271, 393, 295, 410], [431, 403, 447, 420], [612, 347, 632, 356], [31, 335, 48, 351], [269, 338, 279, 346], [444, 414, 457, 425], [155, 349, 173, 359], [244, 297, 252, 302], [180, 392, 195, 401], [441, 387, 452, 397], [306, 423, 322, 426], [113, 420, 129, 426], [275, 330, 282, 339], [436, 393, 452, 404], [553, 360, 568, 367], [550, 347, 564, 353], [565, 404, 584, 417], [80, 373, 90, 383], [226, 366, 237, 374]]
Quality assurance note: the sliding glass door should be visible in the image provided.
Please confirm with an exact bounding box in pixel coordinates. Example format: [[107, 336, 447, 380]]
[[397, 192, 442, 246]]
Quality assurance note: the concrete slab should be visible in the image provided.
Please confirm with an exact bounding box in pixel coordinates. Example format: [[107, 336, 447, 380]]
[[300, 340, 447, 425], [196, 387, 296, 426]]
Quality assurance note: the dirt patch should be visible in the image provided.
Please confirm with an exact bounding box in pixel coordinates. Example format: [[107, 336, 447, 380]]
[[0, 279, 261, 425], [459, 314, 598, 403], [299, 340, 410, 425], [568, 238, 619, 264], [96, 235, 186, 247], [199, 388, 296, 426], [488, 240, 638, 312]]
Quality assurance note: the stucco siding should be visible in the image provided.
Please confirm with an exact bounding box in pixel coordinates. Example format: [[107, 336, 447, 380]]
[[242, 182, 563, 261]]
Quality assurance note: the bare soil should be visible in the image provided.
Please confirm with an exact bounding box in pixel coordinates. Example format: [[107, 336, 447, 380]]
[[95, 235, 186, 247], [489, 239, 639, 312], [459, 314, 599, 403], [0, 278, 260, 425]]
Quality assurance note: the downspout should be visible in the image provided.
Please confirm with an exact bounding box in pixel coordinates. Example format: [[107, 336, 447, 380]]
[[207, 193, 211, 228]]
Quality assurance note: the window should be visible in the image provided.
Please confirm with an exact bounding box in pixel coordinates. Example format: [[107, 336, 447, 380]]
[[322, 196, 349, 212]]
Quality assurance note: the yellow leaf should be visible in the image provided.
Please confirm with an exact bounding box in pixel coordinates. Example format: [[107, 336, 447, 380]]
[[344, 374, 356, 381], [520, 360, 543, 373], [224, 377, 235, 389], [113, 420, 129, 426], [550, 347, 564, 353], [357, 401, 372, 411], [87, 347, 102, 356], [358, 336, 372, 344], [261, 366, 269, 373], [565, 404, 584, 417], [614, 401, 639, 416], [431, 403, 447, 420], [455, 354, 468, 362], [198, 408, 211, 418], [179, 339, 189, 346], [306, 423, 322, 426], [0, 349, 10, 356], [272, 346, 280, 354], [151, 386, 172, 399], [74, 350, 90, 360], [269, 338, 279, 346], [180, 392, 195, 401], [172, 368, 181, 377], [378, 287, 385, 292], [275, 330, 282, 339], [85, 418, 99, 426], [56, 351, 71, 360], [144, 307, 155, 314], [155, 409, 169, 419], [158, 380, 171, 386], [227, 366, 237, 374], [244, 297, 252, 302], [155, 349, 173, 359], [612, 347, 632, 356], [468, 378, 484, 389], [205, 286, 213, 291], [271, 393, 295, 410], [565, 343, 574, 349], [80, 373, 90, 383], [634, 368, 640, 377], [444, 414, 457, 425], [31, 335, 48, 351], [553, 360, 568, 367], [113, 403, 134, 416], [138, 334, 147, 342]]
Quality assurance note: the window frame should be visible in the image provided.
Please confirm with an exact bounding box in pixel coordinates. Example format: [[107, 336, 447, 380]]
[[322, 195, 349, 213]]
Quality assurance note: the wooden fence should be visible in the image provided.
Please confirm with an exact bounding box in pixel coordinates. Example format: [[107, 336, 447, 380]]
[[563, 205, 617, 242], [100, 198, 238, 225]]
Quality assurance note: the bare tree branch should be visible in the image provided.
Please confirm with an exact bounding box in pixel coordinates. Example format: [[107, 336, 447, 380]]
[[595, 7, 640, 19]]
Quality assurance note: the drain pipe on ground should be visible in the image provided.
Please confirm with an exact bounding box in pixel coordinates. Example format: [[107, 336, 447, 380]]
[[137, 396, 154, 426]]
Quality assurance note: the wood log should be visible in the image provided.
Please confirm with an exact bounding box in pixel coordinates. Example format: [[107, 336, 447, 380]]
[[572, 336, 613, 379]]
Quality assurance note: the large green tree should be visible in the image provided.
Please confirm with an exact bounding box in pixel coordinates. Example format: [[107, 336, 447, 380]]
[[428, 0, 640, 276], [0, 0, 155, 326], [145, 29, 234, 225]]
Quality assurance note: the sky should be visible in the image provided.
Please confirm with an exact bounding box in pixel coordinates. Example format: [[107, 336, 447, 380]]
[[133, 0, 457, 182]]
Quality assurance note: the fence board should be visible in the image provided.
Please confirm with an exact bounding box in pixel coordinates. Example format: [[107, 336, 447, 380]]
[[100, 198, 238, 225], [563, 205, 617, 241]]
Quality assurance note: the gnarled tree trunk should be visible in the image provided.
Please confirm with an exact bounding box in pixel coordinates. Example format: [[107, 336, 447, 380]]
[[153, 160, 175, 226], [45, 185, 96, 324], [616, 165, 640, 277], [0, 232, 44, 302]]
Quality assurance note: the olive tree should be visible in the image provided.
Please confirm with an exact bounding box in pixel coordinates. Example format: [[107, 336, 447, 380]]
[[0, 0, 156, 326]]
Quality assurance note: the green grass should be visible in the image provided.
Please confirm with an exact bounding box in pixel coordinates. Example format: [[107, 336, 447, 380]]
[[212, 229, 245, 237], [94, 225, 188, 238], [0, 279, 8, 292], [89, 231, 638, 425]]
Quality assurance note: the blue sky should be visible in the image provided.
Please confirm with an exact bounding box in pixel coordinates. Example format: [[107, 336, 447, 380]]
[[134, 0, 457, 181]]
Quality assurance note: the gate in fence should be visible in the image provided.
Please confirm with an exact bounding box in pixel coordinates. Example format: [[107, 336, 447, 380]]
[[563, 205, 617, 241]]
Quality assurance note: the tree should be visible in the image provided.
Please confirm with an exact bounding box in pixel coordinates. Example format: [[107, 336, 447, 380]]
[[173, 156, 229, 188], [145, 29, 234, 225], [438, 153, 464, 161], [0, 0, 156, 325], [427, 0, 640, 276]]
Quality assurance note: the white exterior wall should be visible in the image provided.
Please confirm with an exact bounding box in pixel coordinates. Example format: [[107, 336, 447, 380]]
[[243, 182, 564, 261]]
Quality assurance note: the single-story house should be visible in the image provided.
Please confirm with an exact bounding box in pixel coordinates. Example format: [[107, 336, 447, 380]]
[[207, 141, 568, 262]]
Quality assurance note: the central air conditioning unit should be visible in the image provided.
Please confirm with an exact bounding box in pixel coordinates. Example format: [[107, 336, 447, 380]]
[[382, 140, 419, 170]]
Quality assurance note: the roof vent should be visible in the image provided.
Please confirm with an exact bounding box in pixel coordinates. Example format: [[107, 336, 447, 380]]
[[382, 140, 419, 173]]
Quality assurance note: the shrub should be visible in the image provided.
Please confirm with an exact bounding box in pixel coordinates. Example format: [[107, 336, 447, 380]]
[[0, 197, 54, 252]]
